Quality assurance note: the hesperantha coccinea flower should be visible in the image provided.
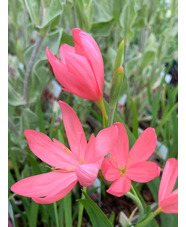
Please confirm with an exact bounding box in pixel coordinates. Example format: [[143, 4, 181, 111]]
[[11, 101, 118, 204], [46, 28, 104, 101], [158, 158, 178, 213], [101, 122, 161, 197]]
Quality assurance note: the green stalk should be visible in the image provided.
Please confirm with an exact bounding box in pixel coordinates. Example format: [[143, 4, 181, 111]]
[[108, 106, 115, 127], [97, 98, 108, 128], [125, 185, 144, 222], [77, 187, 87, 227], [8, 193, 16, 200], [53, 202, 59, 227], [135, 208, 161, 227]]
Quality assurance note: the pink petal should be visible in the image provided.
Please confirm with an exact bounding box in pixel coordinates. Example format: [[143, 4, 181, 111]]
[[84, 134, 96, 162], [126, 161, 161, 182], [65, 52, 100, 100], [72, 28, 104, 96], [107, 176, 131, 197], [76, 163, 100, 187], [85, 125, 118, 163], [101, 158, 120, 181], [60, 44, 75, 63], [110, 123, 129, 167], [58, 101, 87, 160], [32, 180, 77, 204], [46, 47, 99, 100], [24, 130, 78, 168], [158, 158, 178, 202], [159, 189, 178, 213], [11, 171, 77, 198], [128, 128, 157, 166], [94, 125, 118, 160]]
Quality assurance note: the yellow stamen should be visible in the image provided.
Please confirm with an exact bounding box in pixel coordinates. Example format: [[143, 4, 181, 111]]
[[119, 166, 128, 176], [51, 166, 73, 171], [63, 146, 71, 155]]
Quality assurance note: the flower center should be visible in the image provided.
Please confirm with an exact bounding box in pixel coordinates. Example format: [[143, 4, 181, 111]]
[[119, 166, 128, 176]]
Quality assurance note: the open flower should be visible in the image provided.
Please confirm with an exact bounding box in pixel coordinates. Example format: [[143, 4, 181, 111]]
[[101, 123, 160, 197], [158, 158, 178, 213], [46, 28, 104, 101], [11, 101, 117, 204]]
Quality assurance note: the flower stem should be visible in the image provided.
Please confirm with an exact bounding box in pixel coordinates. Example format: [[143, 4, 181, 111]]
[[77, 187, 87, 227], [97, 98, 108, 128], [135, 208, 161, 227], [108, 106, 115, 127], [8, 193, 16, 200], [126, 185, 144, 222], [53, 202, 59, 227]]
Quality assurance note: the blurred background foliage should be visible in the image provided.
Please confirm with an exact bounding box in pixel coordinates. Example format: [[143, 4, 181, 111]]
[[8, 0, 178, 226]]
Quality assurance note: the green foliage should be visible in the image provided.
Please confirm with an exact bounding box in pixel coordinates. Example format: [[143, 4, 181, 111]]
[[77, 190, 113, 227]]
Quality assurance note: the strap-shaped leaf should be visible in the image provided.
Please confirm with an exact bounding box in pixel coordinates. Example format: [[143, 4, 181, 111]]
[[77, 190, 113, 227]]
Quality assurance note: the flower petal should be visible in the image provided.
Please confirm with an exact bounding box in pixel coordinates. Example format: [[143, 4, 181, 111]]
[[65, 52, 100, 100], [101, 158, 120, 181], [128, 128, 157, 166], [158, 158, 178, 202], [72, 28, 104, 96], [85, 125, 118, 163], [126, 161, 160, 182], [46, 47, 98, 100], [24, 130, 78, 168], [159, 189, 178, 213], [107, 176, 131, 197], [32, 180, 77, 204], [60, 44, 75, 63], [59, 101, 87, 160], [76, 163, 99, 187], [11, 171, 78, 198], [110, 123, 129, 167]]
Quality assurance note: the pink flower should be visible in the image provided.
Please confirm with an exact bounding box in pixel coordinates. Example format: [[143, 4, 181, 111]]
[[11, 101, 117, 204], [46, 28, 104, 101], [101, 123, 160, 197], [158, 158, 178, 213]]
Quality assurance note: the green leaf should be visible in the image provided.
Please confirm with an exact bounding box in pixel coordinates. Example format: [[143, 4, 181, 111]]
[[150, 75, 166, 128], [25, 0, 40, 26], [24, 29, 63, 66], [130, 97, 139, 138], [109, 212, 115, 224], [8, 82, 26, 106], [113, 0, 123, 22], [36, 97, 46, 134], [125, 55, 141, 78], [21, 108, 39, 133], [28, 201, 39, 227], [92, 0, 113, 23], [77, 190, 113, 227], [133, 2, 148, 27], [91, 19, 114, 37], [160, 213, 178, 227], [75, 0, 93, 31], [25, 0, 64, 29], [38, 0, 64, 29], [58, 201, 65, 227], [64, 192, 72, 227], [146, 178, 160, 203], [9, 140, 21, 181], [141, 34, 157, 69], [119, 0, 137, 43], [27, 153, 42, 175], [155, 103, 178, 136]]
